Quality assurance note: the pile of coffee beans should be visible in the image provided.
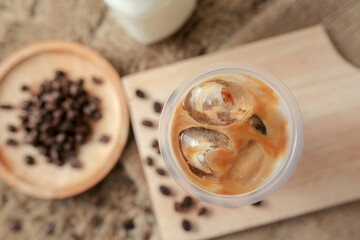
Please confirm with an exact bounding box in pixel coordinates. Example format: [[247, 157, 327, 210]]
[[3, 70, 103, 168]]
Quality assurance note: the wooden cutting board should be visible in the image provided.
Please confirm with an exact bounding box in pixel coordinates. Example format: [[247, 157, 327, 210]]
[[122, 25, 360, 240]]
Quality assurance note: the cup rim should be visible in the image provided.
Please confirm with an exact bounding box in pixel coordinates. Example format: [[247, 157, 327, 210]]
[[159, 62, 304, 207]]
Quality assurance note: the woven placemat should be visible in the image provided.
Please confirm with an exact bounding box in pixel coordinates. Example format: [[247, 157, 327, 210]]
[[0, 0, 359, 239]]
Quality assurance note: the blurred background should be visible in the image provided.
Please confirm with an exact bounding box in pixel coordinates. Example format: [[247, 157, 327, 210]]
[[0, 0, 359, 239]]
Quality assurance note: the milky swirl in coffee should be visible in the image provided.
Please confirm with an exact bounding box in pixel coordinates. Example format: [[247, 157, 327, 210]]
[[170, 73, 289, 195]]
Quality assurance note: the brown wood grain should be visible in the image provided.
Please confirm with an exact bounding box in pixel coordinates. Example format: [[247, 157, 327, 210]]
[[122, 25, 360, 240]]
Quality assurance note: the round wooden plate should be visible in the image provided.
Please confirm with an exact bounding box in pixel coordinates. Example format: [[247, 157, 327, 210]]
[[0, 41, 129, 199]]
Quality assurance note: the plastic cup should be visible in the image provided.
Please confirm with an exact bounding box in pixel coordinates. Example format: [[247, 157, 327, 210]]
[[159, 62, 304, 207]]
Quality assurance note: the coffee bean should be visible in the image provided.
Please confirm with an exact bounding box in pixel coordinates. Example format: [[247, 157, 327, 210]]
[[43, 222, 55, 235], [24, 131, 38, 144], [7, 125, 18, 133], [249, 114, 267, 135], [182, 196, 193, 209], [21, 85, 30, 91], [252, 201, 263, 206], [55, 133, 66, 143], [53, 159, 65, 166], [93, 197, 105, 207], [145, 157, 153, 166], [37, 146, 49, 155], [135, 89, 146, 98], [181, 220, 191, 231], [69, 83, 80, 97], [66, 110, 77, 120], [9, 219, 22, 232], [142, 231, 151, 240], [0, 104, 14, 110], [71, 233, 82, 240], [50, 147, 59, 161], [90, 215, 103, 227], [156, 168, 166, 176], [6, 139, 18, 146], [151, 139, 159, 148], [174, 202, 183, 212], [153, 101, 163, 113], [123, 219, 135, 230], [142, 119, 154, 127], [198, 207, 207, 216], [68, 156, 81, 168], [143, 207, 152, 214], [92, 77, 103, 85], [91, 111, 102, 120], [99, 135, 111, 143], [159, 185, 171, 196], [75, 134, 85, 144], [20, 100, 33, 110], [25, 155, 35, 165], [55, 70, 65, 77], [156, 146, 161, 154], [76, 78, 84, 86]]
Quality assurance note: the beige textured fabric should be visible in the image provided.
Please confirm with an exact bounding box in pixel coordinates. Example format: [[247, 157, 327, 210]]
[[0, 0, 359, 239]]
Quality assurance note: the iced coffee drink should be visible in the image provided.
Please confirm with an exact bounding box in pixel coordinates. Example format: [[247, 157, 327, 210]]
[[160, 63, 303, 206]]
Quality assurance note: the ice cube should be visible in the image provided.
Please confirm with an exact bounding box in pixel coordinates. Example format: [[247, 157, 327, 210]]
[[183, 79, 253, 125], [179, 127, 232, 180], [227, 141, 265, 186]]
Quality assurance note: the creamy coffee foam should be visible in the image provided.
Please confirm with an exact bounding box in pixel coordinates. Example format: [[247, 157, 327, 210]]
[[170, 73, 289, 195]]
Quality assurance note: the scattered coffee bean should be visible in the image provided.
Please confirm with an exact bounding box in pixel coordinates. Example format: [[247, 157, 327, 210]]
[[55, 70, 65, 77], [252, 201, 262, 206], [24, 155, 35, 165], [142, 231, 151, 240], [92, 76, 103, 85], [9, 219, 22, 232], [7, 125, 18, 133], [156, 146, 161, 154], [90, 215, 103, 227], [71, 233, 82, 240], [198, 207, 207, 216], [68, 156, 81, 168], [43, 222, 55, 235], [0, 104, 14, 110], [145, 156, 153, 166], [6, 139, 18, 146], [99, 135, 111, 143], [135, 89, 146, 98], [9, 221, 21, 232], [142, 119, 154, 127], [153, 101, 163, 113], [159, 185, 171, 196], [143, 207, 152, 214], [182, 196, 193, 209], [182, 219, 191, 231], [21, 85, 30, 91], [93, 197, 105, 207], [123, 219, 135, 230], [174, 202, 183, 212], [249, 114, 267, 135], [156, 168, 166, 176], [151, 139, 159, 149]]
